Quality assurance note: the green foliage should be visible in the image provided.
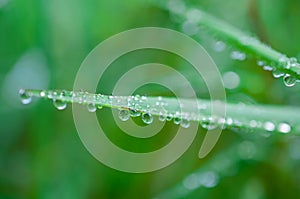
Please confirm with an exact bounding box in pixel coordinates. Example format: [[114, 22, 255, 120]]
[[1, 0, 300, 199]]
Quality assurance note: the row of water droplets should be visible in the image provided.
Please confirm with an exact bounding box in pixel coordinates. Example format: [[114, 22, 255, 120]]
[[19, 89, 293, 134], [165, 0, 300, 87]]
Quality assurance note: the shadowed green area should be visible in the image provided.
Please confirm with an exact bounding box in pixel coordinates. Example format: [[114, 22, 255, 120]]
[[1, 0, 300, 198]]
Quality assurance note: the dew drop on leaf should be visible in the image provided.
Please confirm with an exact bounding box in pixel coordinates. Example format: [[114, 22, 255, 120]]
[[213, 41, 226, 52], [130, 109, 141, 117], [283, 74, 297, 87], [180, 118, 190, 128], [87, 103, 97, 112], [96, 104, 103, 110], [118, 109, 130, 121], [19, 89, 32, 105], [272, 69, 285, 78], [142, 113, 153, 124], [263, 121, 275, 132], [158, 110, 167, 122], [278, 122, 291, 134], [53, 99, 67, 110], [173, 112, 182, 124]]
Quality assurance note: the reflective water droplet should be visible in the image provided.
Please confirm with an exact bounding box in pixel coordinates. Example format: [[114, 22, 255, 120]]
[[213, 41, 226, 52], [181, 20, 199, 36], [40, 90, 46, 97], [231, 51, 246, 61], [263, 121, 275, 131], [249, 120, 258, 128], [289, 57, 298, 68], [19, 89, 32, 105], [158, 110, 167, 122], [166, 113, 173, 121], [173, 112, 181, 124], [283, 74, 296, 87], [130, 109, 141, 117], [186, 8, 202, 23], [263, 65, 273, 71], [183, 173, 201, 190], [53, 99, 67, 110], [180, 118, 190, 128], [272, 69, 285, 78], [199, 171, 219, 188], [201, 117, 218, 130], [142, 113, 153, 124], [118, 109, 130, 121], [222, 71, 240, 89], [278, 122, 291, 134], [87, 103, 97, 112], [257, 60, 265, 66]]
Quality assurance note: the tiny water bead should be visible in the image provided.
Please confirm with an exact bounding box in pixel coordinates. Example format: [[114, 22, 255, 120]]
[[142, 113, 153, 124], [53, 99, 67, 110], [257, 60, 265, 66], [230, 51, 246, 61], [272, 69, 285, 78], [173, 112, 182, 124], [158, 110, 167, 122], [130, 109, 141, 117], [213, 41, 226, 52], [87, 103, 97, 112], [283, 74, 297, 87], [19, 89, 32, 105], [180, 118, 190, 128], [118, 109, 130, 121]]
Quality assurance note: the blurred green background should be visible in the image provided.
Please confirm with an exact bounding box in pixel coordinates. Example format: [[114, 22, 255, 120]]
[[1, 0, 300, 198]]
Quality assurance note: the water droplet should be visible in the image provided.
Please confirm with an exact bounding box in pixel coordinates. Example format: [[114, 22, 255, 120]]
[[257, 60, 265, 66], [289, 57, 298, 68], [166, 113, 173, 121], [19, 89, 32, 105], [198, 171, 219, 188], [181, 20, 199, 36], [53, 99, 67, 110], [130, 109, 141, 117], [183, 174, 201, 190], [87, 103, 97, 112], [201, 117, 218, 130], [40, 90, 46, 97], [249, 120, 258, 128], [142, 113, 153, 124], [231, 51, 246, 61], [213, 41, 226, 52], [263, 65, 273, 71], [186, 8, 202, 23], [96, 104, 103, 109], [158, 110, 167, 122], [180, 118, 190, 128], [118, 109, 130, 121], [278, 123, 291, 134], [168, 0, 186, 15], [263, 121, 275, 131], [222, 71, 240, 89], [272, 69, 285, 78], [173, 112, 181, 124], [283, 74, 296, 87]]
